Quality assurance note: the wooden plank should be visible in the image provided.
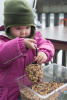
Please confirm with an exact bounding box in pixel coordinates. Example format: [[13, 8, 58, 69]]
[[38, 13, 42, 23], [36, 0, 67, 13], [45, 13, 50, 27], [54, 13, 59, 26]]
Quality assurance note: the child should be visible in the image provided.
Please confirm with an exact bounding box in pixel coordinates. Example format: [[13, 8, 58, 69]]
[[0, 0, 54, 100]]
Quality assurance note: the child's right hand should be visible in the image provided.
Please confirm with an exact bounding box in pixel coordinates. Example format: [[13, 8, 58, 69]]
[[24, 38, 37, 49]]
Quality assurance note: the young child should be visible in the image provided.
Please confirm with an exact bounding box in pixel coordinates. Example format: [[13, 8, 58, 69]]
[[0, 0, 54, 100]]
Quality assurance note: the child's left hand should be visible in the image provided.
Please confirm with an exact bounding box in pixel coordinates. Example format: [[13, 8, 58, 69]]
[[34, 52, 48, 64]]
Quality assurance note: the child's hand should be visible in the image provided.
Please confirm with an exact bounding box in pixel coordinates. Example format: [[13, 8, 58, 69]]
[[34, 52, 48, 64], [24, 38, 37, 49]]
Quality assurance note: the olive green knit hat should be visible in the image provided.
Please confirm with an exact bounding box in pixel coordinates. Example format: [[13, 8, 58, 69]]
[[4, 0, 35, 38]]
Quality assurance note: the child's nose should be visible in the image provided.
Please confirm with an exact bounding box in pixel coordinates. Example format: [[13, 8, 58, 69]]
[[20, 29, 25, 35]]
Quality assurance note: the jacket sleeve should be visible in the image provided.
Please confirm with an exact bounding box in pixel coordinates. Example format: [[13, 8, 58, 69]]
[[34, 31, 55, 62], [0, 37, 27, 68]]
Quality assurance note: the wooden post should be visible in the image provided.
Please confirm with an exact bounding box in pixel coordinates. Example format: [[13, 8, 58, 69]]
[[62, 51, 66, 66], [45, 13, 50, 27], [54, 13, 59, 26], [64, 13, 67, 26], [53, 49, 59, 64], [62, 13, 67, 66], [38, 12, 42, 23]]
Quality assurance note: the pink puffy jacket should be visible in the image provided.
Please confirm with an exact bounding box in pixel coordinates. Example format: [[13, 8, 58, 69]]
[[0, 31, 54, 100]]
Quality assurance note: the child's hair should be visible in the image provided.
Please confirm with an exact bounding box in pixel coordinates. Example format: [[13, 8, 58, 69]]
[[4, 0, 36, 39]]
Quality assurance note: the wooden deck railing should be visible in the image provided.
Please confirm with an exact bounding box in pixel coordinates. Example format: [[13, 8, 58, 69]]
[[37, 13, 67, 27], [37, 13, 67, 66]]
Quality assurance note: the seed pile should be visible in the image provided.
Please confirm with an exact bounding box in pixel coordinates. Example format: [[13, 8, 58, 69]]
[[20, 82, 64, 100], [25, 64, 43, 84], [32, 82, 64, 95], [21, 64, 64, 100]]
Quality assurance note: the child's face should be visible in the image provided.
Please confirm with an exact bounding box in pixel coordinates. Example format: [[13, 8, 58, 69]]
[[10, 26, 31, 38]]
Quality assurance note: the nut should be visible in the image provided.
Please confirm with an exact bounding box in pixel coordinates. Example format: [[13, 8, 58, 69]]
[[32, 82, 64, 95], [20, 82, 64, 100], [25, 64, 43, 84]]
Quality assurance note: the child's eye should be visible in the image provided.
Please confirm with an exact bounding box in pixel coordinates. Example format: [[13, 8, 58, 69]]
[[16, 27, 20, 30], [26, 26, 30, 29]]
